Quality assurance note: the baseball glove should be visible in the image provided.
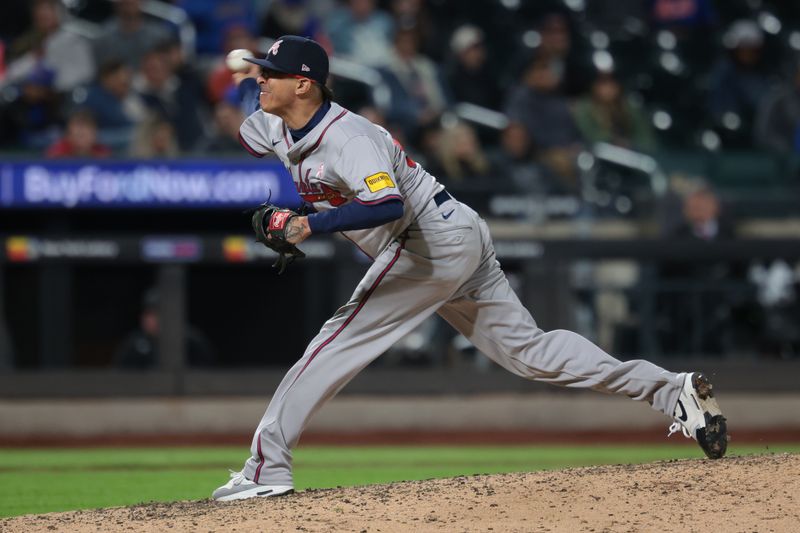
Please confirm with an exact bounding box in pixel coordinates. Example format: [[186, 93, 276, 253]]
[[250, 204, 306, 274]]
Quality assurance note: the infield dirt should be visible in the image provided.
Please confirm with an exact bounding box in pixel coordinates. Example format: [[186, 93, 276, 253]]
[[2, 453, 797, 533]]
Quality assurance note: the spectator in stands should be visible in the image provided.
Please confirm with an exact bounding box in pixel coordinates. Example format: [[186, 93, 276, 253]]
[[206, 25, 259, 105], [93, 0, 172, 68], [572, 68, 656, 152], [2, 65, 63, 150], [45, 109, 111, 159], [113, 288, 215, 369], [82, 59, 147, 151], [444, 25, 502, 111], [381, 27, 449, 141], [195, 95, 245, 154], [509, 12, 589, 97], [176, 0, 260, 56], [133, 44, 206, 151], [5, 0, 94, 92], [390, 0, 439, 61], [754, 59, 800, 154], [424, 120, 491, 185], [160, 37, 210, 147], [129, 112, 180, 159], [326, 0, 394, 67], [161, 37, 203, 91], [488, 122, 564, 195], [261, 0, 328, 45], [672, 185, 734, 241], [708, 20, 771, 147], [504, 53, 584, 192], [657, 183, 743, 356]]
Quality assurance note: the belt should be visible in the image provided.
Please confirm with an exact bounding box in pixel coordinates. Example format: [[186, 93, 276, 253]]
[[433, 189, 452, 207]]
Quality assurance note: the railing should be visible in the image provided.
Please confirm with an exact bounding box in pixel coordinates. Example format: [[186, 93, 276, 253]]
[[1, 236, 799, 397]]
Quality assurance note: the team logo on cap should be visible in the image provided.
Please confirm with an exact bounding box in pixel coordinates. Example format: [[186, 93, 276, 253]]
[[268, 40, 283, 56]]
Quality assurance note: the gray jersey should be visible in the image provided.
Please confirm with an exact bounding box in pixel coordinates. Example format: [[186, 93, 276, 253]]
[[229, 102, 689, 492], [239, 102, 443, 258]]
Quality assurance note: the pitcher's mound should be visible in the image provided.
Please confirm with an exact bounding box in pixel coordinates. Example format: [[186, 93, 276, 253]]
[[3, 453, 797, 532]]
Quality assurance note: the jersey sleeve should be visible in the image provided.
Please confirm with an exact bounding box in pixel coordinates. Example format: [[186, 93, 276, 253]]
[[238, 113, 273, 158], [331, 135, 404, 205]]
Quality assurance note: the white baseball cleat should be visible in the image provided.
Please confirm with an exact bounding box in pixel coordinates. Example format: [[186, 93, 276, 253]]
[[668, 372, 728, 459], [212, 470, 293, 501]]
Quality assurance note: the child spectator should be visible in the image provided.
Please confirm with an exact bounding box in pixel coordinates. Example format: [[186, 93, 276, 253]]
[[129, 113, 180, 159], [45, 109, 111, 158], [6, 65, 63, 150]]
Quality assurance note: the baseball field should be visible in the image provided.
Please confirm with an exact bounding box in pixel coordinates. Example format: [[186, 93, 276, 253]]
[[1, 443, 798, 532]]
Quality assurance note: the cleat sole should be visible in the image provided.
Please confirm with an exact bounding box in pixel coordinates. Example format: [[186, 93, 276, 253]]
[[692, 373, 727, 459], [697, 414, 728, 459]]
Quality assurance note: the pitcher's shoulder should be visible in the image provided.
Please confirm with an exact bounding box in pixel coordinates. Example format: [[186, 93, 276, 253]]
[[242, 110, 284, 138]]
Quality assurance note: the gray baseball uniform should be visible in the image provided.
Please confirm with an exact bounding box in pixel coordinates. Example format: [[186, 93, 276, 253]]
[[238, 102, 685, 486]]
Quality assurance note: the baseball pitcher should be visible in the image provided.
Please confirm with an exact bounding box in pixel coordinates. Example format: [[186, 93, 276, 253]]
[[212, 36, 727, 501]]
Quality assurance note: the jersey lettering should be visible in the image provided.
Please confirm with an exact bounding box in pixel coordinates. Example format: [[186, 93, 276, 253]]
[[364, 172, 396, 193], [295, 162, 347, 206], [297, 167, 315, 193], [299, 184, 347, 206]]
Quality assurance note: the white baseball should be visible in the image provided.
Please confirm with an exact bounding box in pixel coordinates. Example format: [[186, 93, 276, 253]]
[[226, 49, 255, 72]]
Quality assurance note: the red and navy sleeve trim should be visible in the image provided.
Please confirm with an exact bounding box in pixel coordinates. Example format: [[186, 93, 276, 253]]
[[238, 132, 267, 158], [353, 194, 404, 206]]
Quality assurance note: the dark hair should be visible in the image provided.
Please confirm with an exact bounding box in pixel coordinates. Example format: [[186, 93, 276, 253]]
[[319, 83, 334, 102]]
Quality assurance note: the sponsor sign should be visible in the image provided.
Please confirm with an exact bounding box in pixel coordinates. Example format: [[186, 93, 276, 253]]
[[141, 237, 201, 262], [5, 236, 120, 261], [221, 236, 335, 262], [0, 160, 297, 209], [364, 172, 395, 193]]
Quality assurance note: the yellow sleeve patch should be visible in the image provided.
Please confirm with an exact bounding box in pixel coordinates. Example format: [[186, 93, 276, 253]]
[[364, 172, 395, 193]]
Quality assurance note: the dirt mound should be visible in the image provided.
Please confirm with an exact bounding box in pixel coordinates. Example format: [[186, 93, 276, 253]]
[[2, 453, 797, 533]]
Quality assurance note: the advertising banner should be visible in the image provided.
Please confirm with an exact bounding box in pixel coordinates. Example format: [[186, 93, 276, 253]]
[[0, 159, 299, 209]]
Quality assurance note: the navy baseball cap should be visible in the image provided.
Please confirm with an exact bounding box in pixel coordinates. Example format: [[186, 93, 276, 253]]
[[245, 36, 330, 88]]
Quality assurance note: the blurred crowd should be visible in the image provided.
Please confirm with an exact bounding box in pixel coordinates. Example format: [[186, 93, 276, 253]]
[[2, 0, 800, 194]]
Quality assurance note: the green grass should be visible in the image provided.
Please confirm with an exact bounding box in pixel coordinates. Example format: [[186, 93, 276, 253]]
[[1, 443, 798, 518]]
